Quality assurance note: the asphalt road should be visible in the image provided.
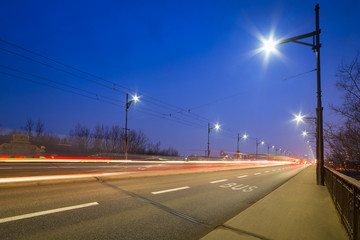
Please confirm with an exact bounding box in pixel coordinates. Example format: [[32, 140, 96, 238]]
[[0, 164, 307, 240], [0, 161, 286, 178]]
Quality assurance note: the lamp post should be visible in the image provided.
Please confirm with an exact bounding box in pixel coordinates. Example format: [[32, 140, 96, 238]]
[[255, 138, 264, 160], [262, 4, 324, 185], [294, 113, 318, 161], [207, 123, 220, 159], [125, 93, 139, 160], [237, 133, 248, 159]]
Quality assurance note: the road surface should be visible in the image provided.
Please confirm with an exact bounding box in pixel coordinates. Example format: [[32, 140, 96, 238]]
[[0, 164, 307, 240]]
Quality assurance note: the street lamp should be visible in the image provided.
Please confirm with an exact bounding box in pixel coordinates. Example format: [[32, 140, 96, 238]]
[[207, 123, 220, 159], [293, 113, 316, 124], [261, 4, 324, 185], [236, 133, 248, 159], [125, 93, 139, 160], [293, 113, 305, 124], [267, 144, 271, 154], [256, 138, 264, 160]]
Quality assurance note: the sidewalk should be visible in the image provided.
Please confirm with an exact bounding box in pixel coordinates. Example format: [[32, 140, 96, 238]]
[[201, 165, 349, 240]]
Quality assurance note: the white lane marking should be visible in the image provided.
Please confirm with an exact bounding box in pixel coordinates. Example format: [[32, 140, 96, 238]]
[[210, 179, 228, 184], [254, 172, 261, 175], [0, 202, 99, 224], [237, 175, 248, 178], [265, 171, 270, 173], [151, 186, 190, 195]]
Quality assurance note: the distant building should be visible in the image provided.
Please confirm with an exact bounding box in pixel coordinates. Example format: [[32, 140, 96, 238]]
[[0, 134, 45, 154]]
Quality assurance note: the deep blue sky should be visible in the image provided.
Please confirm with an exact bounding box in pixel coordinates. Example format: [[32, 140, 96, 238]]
[[1, 0, 359, 157]]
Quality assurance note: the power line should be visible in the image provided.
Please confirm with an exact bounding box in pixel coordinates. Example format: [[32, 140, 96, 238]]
[[0, 44, 214, 127], [0, 39, 133, 92], [0, 39, 292, 151], [0, 39, 213, 125], [0, 64, 124, 104], [0, 71, 121, 107], [0, 47, 129, 95], [0, 69, 208, 130]]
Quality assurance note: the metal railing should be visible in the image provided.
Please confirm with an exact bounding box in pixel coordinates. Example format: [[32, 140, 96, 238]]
[[325, 166, 360, 240]]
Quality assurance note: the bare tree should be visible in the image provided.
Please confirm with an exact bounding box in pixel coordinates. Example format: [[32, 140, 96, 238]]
[[128, 129, 148, 154], [146, 141, 161, 155], [92, 124, 105, 153], [69, 124, 91, 153], [35, 119, 45, 140], [326, 54, 360, 171], [24, 118, 35, 137], [110, 125, 122, 153]]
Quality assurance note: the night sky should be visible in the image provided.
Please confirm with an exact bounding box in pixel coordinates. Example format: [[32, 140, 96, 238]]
[[1, 0, 359, 157]]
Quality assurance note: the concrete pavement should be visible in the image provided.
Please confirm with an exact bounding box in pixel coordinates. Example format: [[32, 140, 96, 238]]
[[201, 165, 349, 240]]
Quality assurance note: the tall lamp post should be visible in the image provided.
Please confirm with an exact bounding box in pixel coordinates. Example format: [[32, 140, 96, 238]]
[[207, 123, 220, 159], [255, 138, 264, 160], [262, 4, 324, 185], [125, 93, 139, 160], [237, 133, 248, 159]]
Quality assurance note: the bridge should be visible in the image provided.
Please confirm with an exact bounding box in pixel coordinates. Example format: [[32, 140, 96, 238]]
[[0, 157, 352, 240]]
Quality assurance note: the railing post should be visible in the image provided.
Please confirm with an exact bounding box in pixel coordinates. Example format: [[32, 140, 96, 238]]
[[353, 186, 358, 240]]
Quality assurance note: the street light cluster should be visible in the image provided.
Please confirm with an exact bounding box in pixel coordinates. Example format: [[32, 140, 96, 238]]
[[292, 112, 316, 162], [124, 95, 289, 161]]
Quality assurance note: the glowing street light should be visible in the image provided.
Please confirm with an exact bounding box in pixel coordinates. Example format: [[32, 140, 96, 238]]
[[207, 123, 220, 159], [124, 93, 140, 160], [261, 37, 278, 53], [260, 4, 324, 185], [255, 138, 265, 160], [293, 113, 305, 124], [236, 133, 248, 159]]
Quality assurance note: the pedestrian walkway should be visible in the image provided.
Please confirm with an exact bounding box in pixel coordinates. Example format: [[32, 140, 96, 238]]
[[201, 165, 349, 240]]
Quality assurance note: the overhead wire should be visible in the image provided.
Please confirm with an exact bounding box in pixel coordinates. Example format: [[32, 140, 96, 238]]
[[0, 39, 294, 153], [0, 39, 212, 125]]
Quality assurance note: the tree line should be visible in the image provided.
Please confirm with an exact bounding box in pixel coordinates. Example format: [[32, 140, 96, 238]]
[[325, 54, 360, 176], [0, 121, 179, 156]]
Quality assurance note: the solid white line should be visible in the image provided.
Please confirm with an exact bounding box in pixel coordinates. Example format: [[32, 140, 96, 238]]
[[0, 202, 99, 224], [237, 175, 248, 178], [210, 179, 228, 183], [254, 172, 261, 175], [151, 186, 190, 195]]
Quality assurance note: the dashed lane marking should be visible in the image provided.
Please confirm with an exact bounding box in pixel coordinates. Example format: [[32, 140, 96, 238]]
[[237, 175, 248, 178], [0, 202, 99, 224], [210, 179, 228, 184], [151, 186, 190, 195]]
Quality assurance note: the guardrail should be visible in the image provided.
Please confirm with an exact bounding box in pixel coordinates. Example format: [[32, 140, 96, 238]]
[[325, 166, 360, 240]]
